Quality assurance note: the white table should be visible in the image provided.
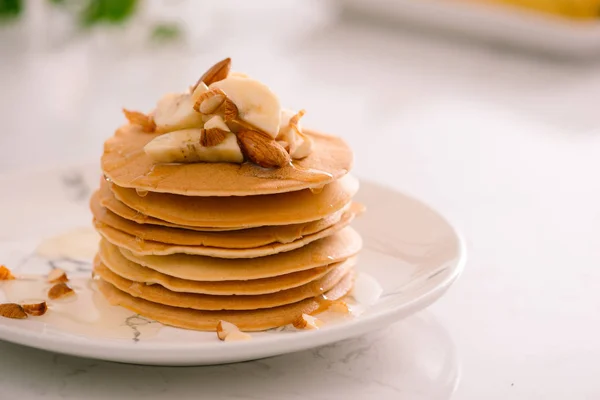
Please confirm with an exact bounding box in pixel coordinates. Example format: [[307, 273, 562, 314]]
[[1, 4, 599, 399]]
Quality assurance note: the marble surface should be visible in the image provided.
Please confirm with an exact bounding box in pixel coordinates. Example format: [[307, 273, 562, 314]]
[[1, 1, 600, 398]]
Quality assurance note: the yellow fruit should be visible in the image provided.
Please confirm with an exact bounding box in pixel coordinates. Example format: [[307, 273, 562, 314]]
[[484, 0, 600, 19]]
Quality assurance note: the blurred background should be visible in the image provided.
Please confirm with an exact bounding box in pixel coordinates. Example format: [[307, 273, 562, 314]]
[[2, 1, 600, 397], [1, 0, 600, 176]]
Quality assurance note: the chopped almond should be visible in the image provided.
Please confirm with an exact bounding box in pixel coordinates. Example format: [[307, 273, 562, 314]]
[[22, 301, 48, 316], [192, 57, 231, 90], [193, 88, 226, 114], [224, 330, 252, 342], [329, 300, 350, 314], [48, 282, 75, 300], [123, 109, 156, 132], [0, 265, 15, 280], [292, 313, 324, 330], [0, 303, 27, 319], [201, 128, 228, 147], [216, 320, 251, 341], [47, 268, 68, 284]]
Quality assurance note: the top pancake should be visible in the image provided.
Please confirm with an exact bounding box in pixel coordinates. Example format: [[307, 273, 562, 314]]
[[102, 125, 354, 196], [107, 174, 359, 228]]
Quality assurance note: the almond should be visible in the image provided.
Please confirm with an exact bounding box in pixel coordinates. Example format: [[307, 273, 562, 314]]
[[48, 282, 75, 300], [201, 114, 214, 124], [224, 330, 252, 342], [238, 130, 291, 168], [277, 140, 290, 152], [122, 109, 156, 132], [47, 268, 68, 284], [0, 265, 15, 280], [289, 109, 306, 130], [329, 300, 350, 314], [22, 301, 48, 316], [216, 320, 240, 341], [0, 303, 27, 319], [292, 313, 323, 330], [193, 88, 226, 114], [201, 128, 228, 147], [221, 99, 238, 121], [192, 57, 231, 90]]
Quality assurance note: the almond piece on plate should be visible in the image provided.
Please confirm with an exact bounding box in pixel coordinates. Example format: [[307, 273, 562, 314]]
[[216, 320, 251, 341], [292, 313, 324, 330], [0, 303, 27, 319], [48, 282, 75, 300], [0, 265, 15, 280], [329, 300, 350, 314], [47, 268, 69, 284], [22, 301, 48, 316], [224, 330, 252, 342]]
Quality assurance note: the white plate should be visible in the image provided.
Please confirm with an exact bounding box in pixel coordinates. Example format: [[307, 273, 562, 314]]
[[340, 0, 600, 57], [0, 164, 465, 366]]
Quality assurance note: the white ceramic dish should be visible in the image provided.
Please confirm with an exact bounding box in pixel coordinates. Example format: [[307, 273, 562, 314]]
[[0, 164, 465, 366], [340, 0, 600, 57]]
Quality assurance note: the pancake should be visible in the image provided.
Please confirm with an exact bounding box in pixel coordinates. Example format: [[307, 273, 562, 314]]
[[98, 239, 351, 295], [108, 173, 359, 229], [91, 191, 353, 247], [93, 207, 354, 258], [102, 125, 354, 196], [94, 259, 352, 310], [117, 227, 362, 281], [96, 272, 354, 331], [97, 181, 239, 231]]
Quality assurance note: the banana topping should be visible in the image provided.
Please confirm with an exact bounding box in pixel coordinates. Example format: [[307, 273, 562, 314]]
[[154, 93, 204, 133], [209, 76, 281, 139], [144, 129, 243, 164], [132, 58, 313, 166], [277, 109, 313, 159]]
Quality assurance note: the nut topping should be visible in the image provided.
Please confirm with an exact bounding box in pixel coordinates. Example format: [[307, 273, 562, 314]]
[[122, 109, 156, 132], [201, 128, 228, 147], [0, 303, 27, 319], [193, 88, 226, 114], [238, 129, 291, 168], [192, 57, 231, 90], [221, 99, 238, 122]]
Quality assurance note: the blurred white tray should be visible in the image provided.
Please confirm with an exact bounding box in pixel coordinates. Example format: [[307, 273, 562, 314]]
[[340, 0, 600, 57]]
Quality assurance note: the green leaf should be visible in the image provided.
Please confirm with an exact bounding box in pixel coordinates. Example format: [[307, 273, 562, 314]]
[[151, 23, 182, 42], [0, 0, 22, 20], [80, 0, 138, 27]]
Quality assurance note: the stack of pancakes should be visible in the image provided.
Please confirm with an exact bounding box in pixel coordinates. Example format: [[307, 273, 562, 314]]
[[90, 125, 362, 331]]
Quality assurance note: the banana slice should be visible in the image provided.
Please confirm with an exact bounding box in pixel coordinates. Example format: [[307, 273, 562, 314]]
[[144, 129, 243, 163], [154, 93, 204, 133], [278, 109, 313, 159], [210, 76, 281, 138], [191, 82, 209, 103], [204, 115, 230, 131], [229, 71, 249, 78]]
